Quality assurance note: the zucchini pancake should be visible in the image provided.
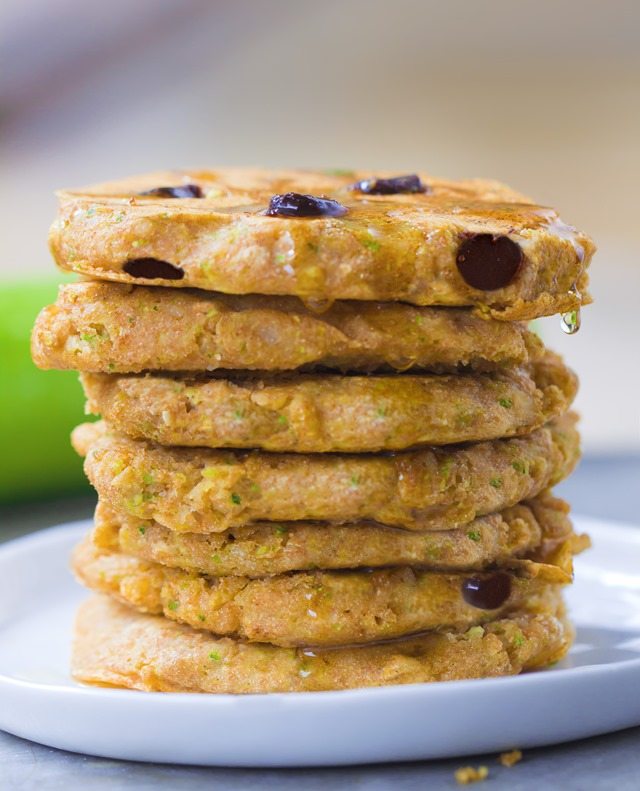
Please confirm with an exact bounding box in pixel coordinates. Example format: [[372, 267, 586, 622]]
[[32, 167, 594, 692]]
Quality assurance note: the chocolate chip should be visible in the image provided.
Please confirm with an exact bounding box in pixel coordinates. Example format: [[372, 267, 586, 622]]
[[123, 258, 185, 280], [266, 193, 348, 218], [353, 174, 428, 195], [139, 185, 203, 198], [456, 234, 523, 290], [461, 572, 512, 609]]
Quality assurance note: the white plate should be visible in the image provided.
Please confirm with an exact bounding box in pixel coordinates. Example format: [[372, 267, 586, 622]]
[[0, 517, 639, 767]]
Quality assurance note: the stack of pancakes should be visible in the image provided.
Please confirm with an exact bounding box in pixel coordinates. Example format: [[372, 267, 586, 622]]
[[32, 168, 595, 693]]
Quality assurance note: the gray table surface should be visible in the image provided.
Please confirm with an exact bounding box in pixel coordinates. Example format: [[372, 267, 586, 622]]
[[1, 457, 639, 790]]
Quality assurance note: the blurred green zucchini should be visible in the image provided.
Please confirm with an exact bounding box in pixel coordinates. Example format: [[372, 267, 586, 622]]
[[0, 280, 90, 502]]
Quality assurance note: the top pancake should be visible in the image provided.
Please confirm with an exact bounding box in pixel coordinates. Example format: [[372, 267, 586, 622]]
[[49, 168, 595, 319]]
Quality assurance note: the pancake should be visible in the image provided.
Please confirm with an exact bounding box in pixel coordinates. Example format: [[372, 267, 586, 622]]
[[78, 351, 576, 453], [72, 595, 571, 691], [92, 493, 580, 577], [49, 168, 594, 319], [72, 535, 572, 647], [31, 281, 543, 374], [72, 414, 580, 533]]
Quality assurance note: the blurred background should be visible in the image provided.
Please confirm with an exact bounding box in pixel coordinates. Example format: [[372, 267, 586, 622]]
[[0, 0, 638, 518]]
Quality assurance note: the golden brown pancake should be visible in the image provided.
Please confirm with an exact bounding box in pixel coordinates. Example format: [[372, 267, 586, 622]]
[[72, 414, 580, 533], [49, 168, 594, 319], [72, 595, 572, 692], [92, 493, 579, 577], [31, 282, 543, 374], [72, 534, 572, 647], [78, 351, 576, 452]]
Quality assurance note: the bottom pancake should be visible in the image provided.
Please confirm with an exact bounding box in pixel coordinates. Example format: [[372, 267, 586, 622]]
[[72, 595, 572, 693]]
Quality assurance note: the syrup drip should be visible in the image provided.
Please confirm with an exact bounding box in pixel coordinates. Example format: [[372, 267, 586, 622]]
[[535, 209, 585, 263], [560, 283, 582, 335], [560, 308, 581, 335]]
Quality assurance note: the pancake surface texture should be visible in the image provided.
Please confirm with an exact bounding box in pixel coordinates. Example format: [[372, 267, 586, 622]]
[[78, 351, 576, 452], [32, 282, 544, 374], [92, 493, 576, 577], [72, 536, 571, 647], [49, 168, 595, 319], [72, 595, 572, 692], [72, 414, 580, 532]]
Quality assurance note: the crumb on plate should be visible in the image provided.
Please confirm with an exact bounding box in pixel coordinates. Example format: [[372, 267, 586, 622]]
[[499, 748, 523, 767], [455, 765, 489, 784]]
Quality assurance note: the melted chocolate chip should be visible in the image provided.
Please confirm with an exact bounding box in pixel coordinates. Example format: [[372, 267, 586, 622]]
[[456, 234, 523, 291], [139, 185, 203, 198], [461, 572, 512, 610], [353, 174, 428, 195], [123, 258, 185, 280], [266, 193, 348, 218]]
